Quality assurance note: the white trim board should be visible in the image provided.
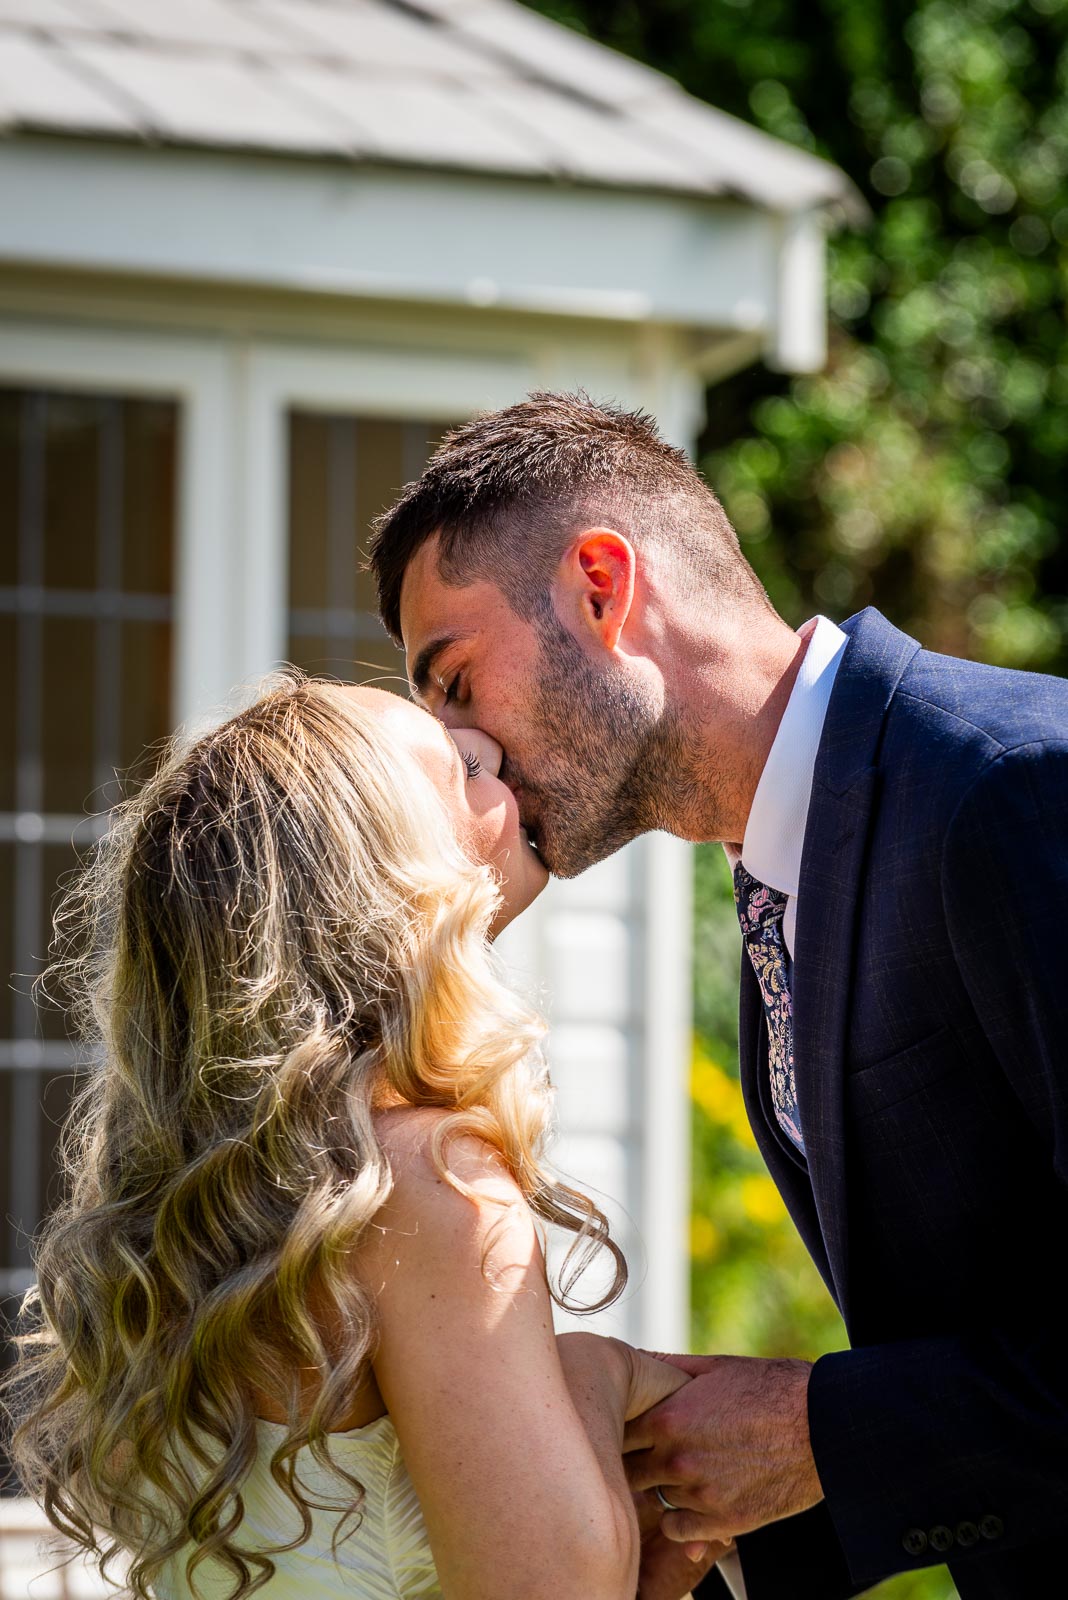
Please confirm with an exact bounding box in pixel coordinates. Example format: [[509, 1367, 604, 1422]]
[[0, 139, 827, 370]]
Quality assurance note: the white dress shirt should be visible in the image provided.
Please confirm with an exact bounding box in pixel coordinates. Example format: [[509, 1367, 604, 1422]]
[[725, 614, 849, 959], [713, 615, 848, 1600], [717, 1545, 749, 1599]]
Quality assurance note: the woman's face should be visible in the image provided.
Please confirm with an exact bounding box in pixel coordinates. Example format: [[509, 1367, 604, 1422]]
[[342, 686, 550, 930]]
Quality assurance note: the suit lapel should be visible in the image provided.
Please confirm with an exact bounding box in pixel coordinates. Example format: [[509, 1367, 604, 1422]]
[[792, 769, 878, 1311], [738, 955, 835, 1298], [790, 609, 921, 1314]]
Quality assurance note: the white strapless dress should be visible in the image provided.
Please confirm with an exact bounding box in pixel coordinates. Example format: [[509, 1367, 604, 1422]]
[[152, 1414, 442, 1599]]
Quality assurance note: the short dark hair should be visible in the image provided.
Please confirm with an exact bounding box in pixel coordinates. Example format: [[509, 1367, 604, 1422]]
[[369, 390, 760, 644]]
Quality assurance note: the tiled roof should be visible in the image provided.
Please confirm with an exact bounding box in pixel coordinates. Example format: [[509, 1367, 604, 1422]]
[[0, 0, 857, 213]]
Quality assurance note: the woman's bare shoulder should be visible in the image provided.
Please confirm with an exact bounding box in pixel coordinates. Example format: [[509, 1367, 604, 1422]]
[[373, 1106, 523, 1203], [361, 1107, 536, 1284]]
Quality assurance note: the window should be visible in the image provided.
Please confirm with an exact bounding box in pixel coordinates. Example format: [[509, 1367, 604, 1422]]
[[286, 411, 453, 687], [0, 386, 176, 1322]]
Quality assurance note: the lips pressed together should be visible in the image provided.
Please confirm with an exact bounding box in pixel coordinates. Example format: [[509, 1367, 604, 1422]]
[[499, 757, 538, 849]]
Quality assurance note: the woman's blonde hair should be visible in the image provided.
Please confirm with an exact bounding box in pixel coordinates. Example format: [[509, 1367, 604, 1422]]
[[3, 673, 625, 1599]]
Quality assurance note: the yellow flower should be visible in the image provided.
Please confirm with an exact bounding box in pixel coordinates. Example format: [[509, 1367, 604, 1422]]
[[691, 1043, 758, 1149], [740, 1174, 786, 1227], [690, 1213, 722, 1262]]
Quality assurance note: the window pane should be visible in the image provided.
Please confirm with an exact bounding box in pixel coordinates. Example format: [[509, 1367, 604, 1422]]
[[0, 614, 14, 812], [287, 412, 454, 694], [8, 843, 39, 1046], [39, 1068, 81, 1223], [119, 619, 173, 781], [0, 388, 18, 588], [0, 844, 12, 1041], [353, 417, 407, 618], [287, 633, 408, 687], [42, 392, 100, 593], [42, 616, 96, 814], [5, 1069, 39, 1265], [0, 1068, 10, 1267], [287, 632, 330, 677], [348, 640, 409, 690], [121, 398, 178, 596], [0, 1070, 12, 1268], [288, 411, 331, 613], [38, 841, 80, 1042]]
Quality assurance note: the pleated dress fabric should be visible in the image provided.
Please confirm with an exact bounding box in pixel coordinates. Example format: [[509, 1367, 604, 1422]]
[[152, 1414, 441, 1599]]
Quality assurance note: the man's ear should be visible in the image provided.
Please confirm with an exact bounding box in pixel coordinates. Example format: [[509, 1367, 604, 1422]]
[[557, 529, 637, 652]]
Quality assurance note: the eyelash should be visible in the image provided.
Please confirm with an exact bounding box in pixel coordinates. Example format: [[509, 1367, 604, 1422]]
[[462, 751, 482, 780]]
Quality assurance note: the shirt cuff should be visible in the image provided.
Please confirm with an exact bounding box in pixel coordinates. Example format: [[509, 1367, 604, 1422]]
[[717, 1548, 748, 1600]]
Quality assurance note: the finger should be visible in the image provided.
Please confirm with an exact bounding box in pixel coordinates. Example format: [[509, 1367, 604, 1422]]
[[623, 1450, 672, 1491], [638, 1351, 716, 1378], [633, 1489, 663, 1537], [622, 1411, 658, 1451], [661, 1509, 732, 1545], [637, 1529, 714, 1600], [623, 1413, 669, 1453]]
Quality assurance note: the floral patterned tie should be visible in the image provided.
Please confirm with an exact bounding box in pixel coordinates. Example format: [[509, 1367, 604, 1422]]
[[732, 861, 805, 1155]]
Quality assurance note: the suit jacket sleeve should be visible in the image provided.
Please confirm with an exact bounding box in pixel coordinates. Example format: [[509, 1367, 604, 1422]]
[[808, 738, 1068, 1587]]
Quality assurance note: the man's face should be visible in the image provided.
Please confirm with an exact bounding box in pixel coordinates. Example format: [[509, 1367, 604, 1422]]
[[399, 538, 670, 878]]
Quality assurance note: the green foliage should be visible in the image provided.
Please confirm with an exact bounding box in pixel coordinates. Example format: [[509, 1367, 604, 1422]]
[[530, 0, 1068, 670], [518, 2, 1068, 1594]]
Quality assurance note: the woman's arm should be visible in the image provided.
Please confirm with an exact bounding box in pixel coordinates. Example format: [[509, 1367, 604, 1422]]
[[357, 1110, 643, 1600]]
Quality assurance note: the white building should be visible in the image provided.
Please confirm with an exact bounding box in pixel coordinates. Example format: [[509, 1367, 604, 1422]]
[[0, 0, 855, 1477]]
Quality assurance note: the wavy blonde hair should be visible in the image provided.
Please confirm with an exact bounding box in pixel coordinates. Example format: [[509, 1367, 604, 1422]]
[[3, 673, 625, 1599]]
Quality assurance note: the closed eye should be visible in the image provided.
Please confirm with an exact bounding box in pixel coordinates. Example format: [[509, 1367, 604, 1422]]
[[462, 750, 482, 780]]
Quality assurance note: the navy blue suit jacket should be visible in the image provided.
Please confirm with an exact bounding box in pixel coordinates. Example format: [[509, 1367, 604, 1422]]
[[698, 607, 1068, 1600]]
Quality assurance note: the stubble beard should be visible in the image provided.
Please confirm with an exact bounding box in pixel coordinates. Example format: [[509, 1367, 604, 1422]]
[[514, 610, 711, 878]]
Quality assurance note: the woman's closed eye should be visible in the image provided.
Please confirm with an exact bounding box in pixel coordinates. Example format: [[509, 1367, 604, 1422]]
[[462, 750, 482, 780]]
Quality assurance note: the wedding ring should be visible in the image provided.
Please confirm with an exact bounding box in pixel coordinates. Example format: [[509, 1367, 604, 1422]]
[[655, 1485, 681, 1512]]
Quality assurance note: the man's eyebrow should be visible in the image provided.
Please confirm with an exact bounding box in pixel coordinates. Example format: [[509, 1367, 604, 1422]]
[[410, 632, 470, 697]]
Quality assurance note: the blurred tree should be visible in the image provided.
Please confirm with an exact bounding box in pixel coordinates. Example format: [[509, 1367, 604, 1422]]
[[525, 2, 1068, 1596], [530, 0, 1068, 670]]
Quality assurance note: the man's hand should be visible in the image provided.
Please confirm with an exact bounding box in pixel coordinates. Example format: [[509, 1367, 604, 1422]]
[[634, 1488, 730, 1599], [624, 1353, 823, 1546]]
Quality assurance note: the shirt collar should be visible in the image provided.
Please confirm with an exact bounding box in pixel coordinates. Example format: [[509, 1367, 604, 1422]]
[[739, 614, 849, 898]]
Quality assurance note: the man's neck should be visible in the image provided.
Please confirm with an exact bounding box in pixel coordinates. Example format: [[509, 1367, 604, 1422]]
[[662, 608, 809, 846]]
